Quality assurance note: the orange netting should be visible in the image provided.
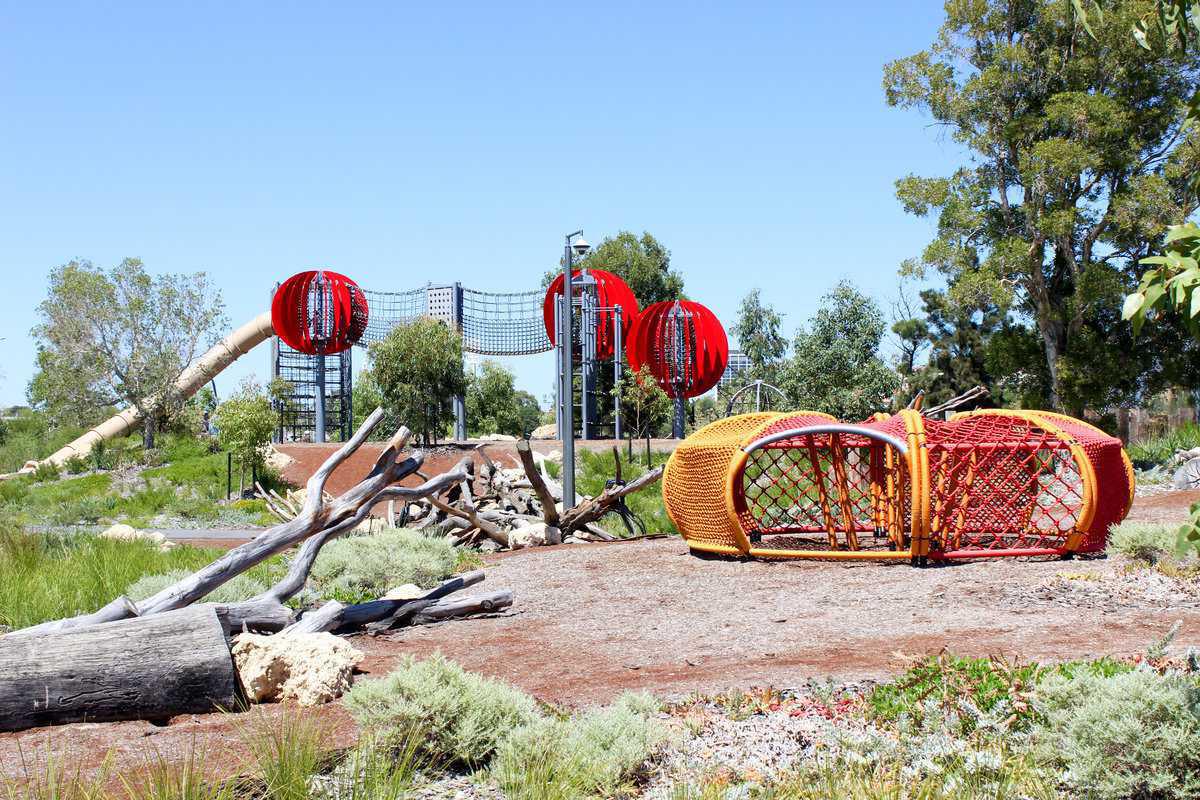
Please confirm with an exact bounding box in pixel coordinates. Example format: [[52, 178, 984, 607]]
[[663, 409, 1131, 564]]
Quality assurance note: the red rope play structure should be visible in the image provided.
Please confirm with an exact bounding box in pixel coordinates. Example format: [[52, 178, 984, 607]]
[[271, 270, 370, 356], [663, 409, 1133, 565]]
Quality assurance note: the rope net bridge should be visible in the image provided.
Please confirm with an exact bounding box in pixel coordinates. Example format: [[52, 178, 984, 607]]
[[358, 285, 553, 356]]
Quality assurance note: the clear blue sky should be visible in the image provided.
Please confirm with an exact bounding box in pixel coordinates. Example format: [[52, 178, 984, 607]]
[[0, 1, 961, 409]]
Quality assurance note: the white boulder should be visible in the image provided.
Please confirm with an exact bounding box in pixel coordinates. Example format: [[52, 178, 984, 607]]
[[232, 632, 364, 707]]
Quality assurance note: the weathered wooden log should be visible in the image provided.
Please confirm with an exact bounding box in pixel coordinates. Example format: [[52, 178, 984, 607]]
[[517, 439, 559, 526], [558, 466, 664, 534], [0, 606, 239, 732], [285, 570, 488, 634], [209, 599, 294, 635], [409, 590, 514, 624]]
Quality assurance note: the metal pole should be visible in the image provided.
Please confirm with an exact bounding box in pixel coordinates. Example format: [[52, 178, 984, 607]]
[[561, 231, 580, 508], [581, 277, 596, 440], [613, 304, 623, 441], [451, 282, 467, 440], [554, 294, 564, 439]]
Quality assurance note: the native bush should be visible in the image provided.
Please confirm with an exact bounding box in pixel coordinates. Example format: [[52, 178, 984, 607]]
[[1035, 668, 1200, 800], [125, 568, 268, 605], [494, 692, 666, 800], [1107, 521, 1179, 564], [344, 654, 539, 768], [309, 528, 460, 603]]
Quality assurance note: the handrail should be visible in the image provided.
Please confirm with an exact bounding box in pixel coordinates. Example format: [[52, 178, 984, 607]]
[[743, 424, 909, 456]]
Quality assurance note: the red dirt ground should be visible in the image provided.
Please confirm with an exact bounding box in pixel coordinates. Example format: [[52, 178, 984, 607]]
[[3, 487, 1196, 783], [274, 438, 676, 497]]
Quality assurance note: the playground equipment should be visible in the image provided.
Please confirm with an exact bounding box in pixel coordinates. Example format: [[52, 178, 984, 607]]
[[19, 270, 372, 473], [628, 300, 729, 437], [271, 270, 369, 355], [662, 409, 1133, 564]]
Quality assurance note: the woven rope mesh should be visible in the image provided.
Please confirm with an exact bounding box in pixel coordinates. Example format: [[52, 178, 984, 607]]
[[663, 413, 783, 552], [973, 411, 1129, 553], [735, 413, 912, 553], [924, 413, 1082, 553], [460, 288, 551, 355]]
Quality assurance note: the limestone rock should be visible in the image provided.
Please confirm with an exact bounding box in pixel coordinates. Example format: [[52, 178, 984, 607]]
[[509, 521, 559, 549], [478, 433, 518, 442], [263, 446, 295, 472], [530, 423, 557, 440], [1173, 456, 1200, 489], [100, 524, 175, 551], [232, 632, 364, 707], [383, 583, 423, 600]]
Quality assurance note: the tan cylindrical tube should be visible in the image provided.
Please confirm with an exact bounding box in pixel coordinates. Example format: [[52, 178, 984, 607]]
[[19, 311, 275, 473]]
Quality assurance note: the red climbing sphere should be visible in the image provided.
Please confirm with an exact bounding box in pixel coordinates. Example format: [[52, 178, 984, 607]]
[[627, 300, 728, 399], [271, 270, 369, 355], [542, 269, 639, 360]]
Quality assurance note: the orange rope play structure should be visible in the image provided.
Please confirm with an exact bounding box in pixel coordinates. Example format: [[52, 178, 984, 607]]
[[662, 409, 1133, 565]]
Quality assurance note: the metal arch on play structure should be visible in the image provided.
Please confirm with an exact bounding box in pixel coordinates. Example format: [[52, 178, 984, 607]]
[[724, 379, 787, 417]]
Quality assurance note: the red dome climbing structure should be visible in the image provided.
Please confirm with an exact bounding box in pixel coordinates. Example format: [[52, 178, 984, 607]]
[[542, 269, 639, 360], [628, 300, 729, 398], [271, 270, 369, 355]]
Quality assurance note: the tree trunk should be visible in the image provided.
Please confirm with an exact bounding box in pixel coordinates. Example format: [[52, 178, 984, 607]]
[[1036, 307, 1066, 410], [0, 606, 239, 731], [142, 413, 156, 450]]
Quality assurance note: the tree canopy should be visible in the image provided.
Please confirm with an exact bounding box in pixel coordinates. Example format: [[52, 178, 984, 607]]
[[29, 259, 227, 447], [214, 379, 276, 469], [778, 282, 900, 420], [574, 231, 684, 308], [733, 288, 788, 381], [886, 0, 1199, 412], [466, 360, 541, 437], [368, 317, 467, 445]]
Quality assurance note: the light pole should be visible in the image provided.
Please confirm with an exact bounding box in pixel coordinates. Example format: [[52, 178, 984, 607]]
[[560, 230, 590, 507]]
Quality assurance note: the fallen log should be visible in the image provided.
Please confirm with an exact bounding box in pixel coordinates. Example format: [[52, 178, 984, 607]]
[[409, 590, 514, 624], [558, 466, 664, 534], [284, 570, 489, 635], [0, 606, 239, 731]]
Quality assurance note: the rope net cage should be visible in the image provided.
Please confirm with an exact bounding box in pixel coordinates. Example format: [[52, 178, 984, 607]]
[[271, 271, 369, 356], [662, 409, 1133, 564], [356, 285, 554, 356], [543, 269, 639, 360], [628, 300, 729, 398]]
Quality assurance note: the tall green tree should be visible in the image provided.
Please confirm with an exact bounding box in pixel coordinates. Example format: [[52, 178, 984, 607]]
[[466, 360, 541, 437], [574, 231, 684, 308], [368, 317, 466, 445], [778, 282, 900, 419], [733, 288, 788, 381], [910, 289, 1005, 406], [886, 0, 1199, 412], [214, 379, 276, 478], [29, 259, 227, 448]]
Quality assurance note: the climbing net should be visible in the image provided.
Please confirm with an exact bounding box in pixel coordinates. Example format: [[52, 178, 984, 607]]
[[357, 285, 551, 356]]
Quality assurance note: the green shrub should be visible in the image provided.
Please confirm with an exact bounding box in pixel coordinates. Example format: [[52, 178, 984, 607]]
[[344, 654, 539, 768], [1035, 668, 1200, 800], [310, 529, 461, 603], [1129, 423, 1200, 466], [1107, 521, 1179, 564], [494, 692, 666, 800], [126, 568, 268, 605]]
